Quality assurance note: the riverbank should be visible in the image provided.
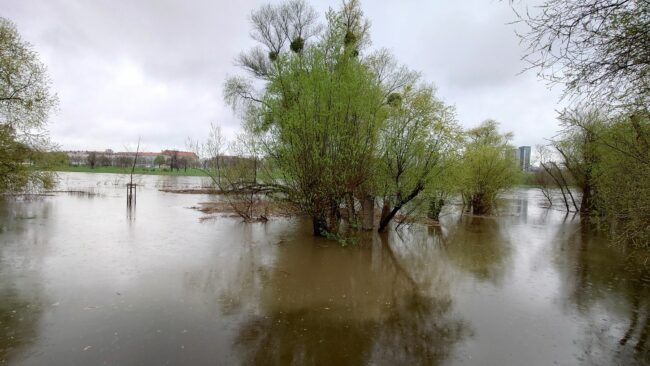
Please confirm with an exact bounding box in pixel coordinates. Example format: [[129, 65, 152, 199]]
[[48, 165, 209, 177]]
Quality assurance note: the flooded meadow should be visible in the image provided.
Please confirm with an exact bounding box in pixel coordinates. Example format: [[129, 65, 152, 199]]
[[1, 173, 648, 365]]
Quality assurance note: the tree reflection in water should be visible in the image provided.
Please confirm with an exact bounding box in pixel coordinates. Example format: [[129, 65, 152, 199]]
[[0, 200, 50, 364], [553, 217, 650, 364], [437, 215, 512, 284], [222, 222, 468, 365]]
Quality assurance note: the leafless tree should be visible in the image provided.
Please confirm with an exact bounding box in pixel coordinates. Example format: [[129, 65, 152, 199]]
[[515, 0, 650, 110]]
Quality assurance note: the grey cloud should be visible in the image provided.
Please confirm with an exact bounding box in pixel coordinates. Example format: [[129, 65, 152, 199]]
[[3, 0, 562, 152]]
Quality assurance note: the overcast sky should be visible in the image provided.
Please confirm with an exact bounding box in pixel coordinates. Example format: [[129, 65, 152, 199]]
[[3, 0, 564, 153]]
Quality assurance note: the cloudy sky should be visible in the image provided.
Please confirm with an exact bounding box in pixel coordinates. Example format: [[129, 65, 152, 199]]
[[3, 0, 564, 153]]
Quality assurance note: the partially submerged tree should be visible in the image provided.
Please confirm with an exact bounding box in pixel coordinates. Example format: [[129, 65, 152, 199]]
[[515, 0, 650, 247], [457, 120, 520, 215], [538, 144, 578, 212], [0, 18, 57, 193], [377, 84, 460, 232], [539, 107, 649, 246], [226, 0, 384, 236], [190, 123, 276, 222], [224, 0, 461, 237], [591, 112, 650, 247], [553, 109, 603, 213], [0, 124, 49, 192]]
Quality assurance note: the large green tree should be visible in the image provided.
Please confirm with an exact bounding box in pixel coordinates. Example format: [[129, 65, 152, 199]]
[[225, 0, 376, 235], [547, 108, 650, 247], [0, 18, 57, 193], [457, 120, 520, 215], [592, 112, 650, 247], [225, 0, 460, 236], [236, 4, 383, 235], [377, 84, 460, 231]]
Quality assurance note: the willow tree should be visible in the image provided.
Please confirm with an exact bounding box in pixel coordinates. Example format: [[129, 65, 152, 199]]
[[592, 112, 650, 247], [377, 84, 460, 232], [457, 120, 520, 215], [225, 0, 385, 236], [0, 18, 57, 193], [551, 109, 604, 213], [225, 0, 460, 236]]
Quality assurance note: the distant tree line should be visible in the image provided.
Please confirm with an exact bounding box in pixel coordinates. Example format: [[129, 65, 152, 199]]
[[58, 150, 200, 171]]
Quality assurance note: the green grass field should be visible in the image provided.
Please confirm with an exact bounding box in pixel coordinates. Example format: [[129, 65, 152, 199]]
[[49, 165, 209, 177]]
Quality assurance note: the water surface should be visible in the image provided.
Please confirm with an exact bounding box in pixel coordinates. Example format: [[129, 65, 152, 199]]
[[0, 172, 648, 365]]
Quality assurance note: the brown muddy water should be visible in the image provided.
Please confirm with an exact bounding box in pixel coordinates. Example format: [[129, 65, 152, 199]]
[[0, 172, 649, 365]]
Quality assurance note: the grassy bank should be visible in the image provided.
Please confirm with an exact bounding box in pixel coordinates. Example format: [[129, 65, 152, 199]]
[[48, 165, 209, 177]]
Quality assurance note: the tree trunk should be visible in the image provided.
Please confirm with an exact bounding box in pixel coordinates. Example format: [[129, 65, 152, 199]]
[[379, 202, 403, 233], [550, 162, 579, 211], [346, 193, 356, 225], [470, 193, 489, 215], [312, 215, 327, 237], [360, 194, 375, 230], [427, 198, 444, 220], [378, 184, 424, 232], [542, 162, 571, 211], [580, 180, 592, 214], [328, 204, 340, 234], [378, 201, 391, 231]]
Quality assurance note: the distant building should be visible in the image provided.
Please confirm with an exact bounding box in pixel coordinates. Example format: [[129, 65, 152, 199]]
[[160, 150, 199, 163], [63, 149, 199, 169], [113, 152, 159, 168], [66, 150, 107, 166], [518, 146, 531, 171]]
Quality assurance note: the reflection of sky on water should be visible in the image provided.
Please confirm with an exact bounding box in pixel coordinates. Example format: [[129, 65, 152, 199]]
[[0, 174, 647, 365]]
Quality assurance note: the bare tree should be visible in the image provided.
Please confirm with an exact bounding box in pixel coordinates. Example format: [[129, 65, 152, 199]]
[[190, 123, 277, 222], [538, 145, 579, 212], [188, 123, 226, 184], [533, 145, 555, 208], [237, 0, 321, 79], [515, 0, 650, 109]]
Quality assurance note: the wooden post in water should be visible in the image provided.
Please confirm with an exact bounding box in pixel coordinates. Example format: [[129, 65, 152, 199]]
[[127, 138, 140, 209], [126, 182, 136, 207]]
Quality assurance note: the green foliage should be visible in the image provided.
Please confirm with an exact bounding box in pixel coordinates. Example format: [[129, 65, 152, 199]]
[[43, 151, 70, 167], [594, 116, 650, 248], [587, 112, 649, 247], [321, 230, 355, 247], [226, 0, 391, 235], [154, 155, 166, 168], [543, 108, 649, 247], [0, 125, 30, 192], [377, 84, 460, 230], [457, 120, 520, 215], [386, 93, 402, 107], [224, 0, 479, 236], [264, 41, 385, 234], [289, 37, 304, 53], [0, 18, 57, 193]]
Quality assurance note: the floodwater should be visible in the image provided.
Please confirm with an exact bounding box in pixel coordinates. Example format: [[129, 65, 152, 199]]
[[1, 173, 648, 366]]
